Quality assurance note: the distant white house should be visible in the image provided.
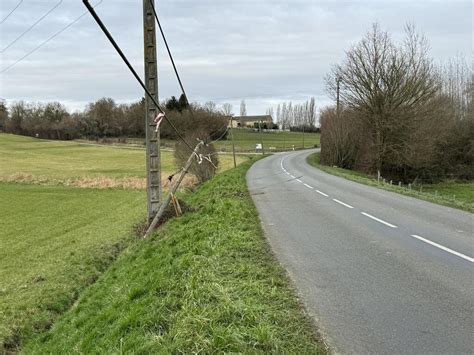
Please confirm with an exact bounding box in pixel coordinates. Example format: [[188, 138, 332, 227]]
[[228, 115, 273, 128]]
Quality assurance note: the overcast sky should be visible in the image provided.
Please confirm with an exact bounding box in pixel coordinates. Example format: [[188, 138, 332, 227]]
[[0, 0, 472, 115]]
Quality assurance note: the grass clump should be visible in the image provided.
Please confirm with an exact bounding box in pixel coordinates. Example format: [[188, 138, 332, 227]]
[[23, 160, 324, 354], [307, 152, 473, 213]]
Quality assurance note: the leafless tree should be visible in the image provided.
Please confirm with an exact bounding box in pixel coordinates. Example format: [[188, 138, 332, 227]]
[[439, 54, 472, 120], [221, 103, 233, 117], [204, 101, 217, 112], [320, 107, 361, 168], [326, 23, 440, 174], [240, 100, 247, 117]]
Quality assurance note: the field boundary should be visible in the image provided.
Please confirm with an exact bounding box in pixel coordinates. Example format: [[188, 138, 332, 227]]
[[306, 152, 473, 213]]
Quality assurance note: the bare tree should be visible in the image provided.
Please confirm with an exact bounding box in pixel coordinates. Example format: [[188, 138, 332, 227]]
[[276, 104, 281, 126], [204, 101, 217, 112], [326, 23, 439, 174], [440, 54, 472, 120], [320, 107, 361, 168], [0, 100, 8, 131], [240, 100, 247, 117], [221, 103, 233, 117]]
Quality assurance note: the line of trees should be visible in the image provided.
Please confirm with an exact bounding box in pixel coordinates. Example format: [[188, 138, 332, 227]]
[[321, 24, 473, 182], [0, 94, 228, 142], [272, 97, 318, 132]]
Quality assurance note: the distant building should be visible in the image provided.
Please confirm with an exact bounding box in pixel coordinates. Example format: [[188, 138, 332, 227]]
[[229, 115, 273, 128]]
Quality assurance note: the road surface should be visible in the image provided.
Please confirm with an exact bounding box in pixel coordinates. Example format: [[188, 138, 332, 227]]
[[247, 149, 473, 354]]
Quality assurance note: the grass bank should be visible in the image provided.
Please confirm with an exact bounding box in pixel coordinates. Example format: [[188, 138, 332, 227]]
[[307, 152, 474, 213], [0, 183, 145, 351], [24, 160, 325, 354]]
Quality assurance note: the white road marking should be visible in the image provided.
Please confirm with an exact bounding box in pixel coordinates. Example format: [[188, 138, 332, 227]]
[[304, 183, 313, 189], [361, 212, 397, 228], [289, 175, 295, 179], [333, 199, 354, 209], [296, 179, 302, 183], [411, 234, 474, 263], [316, 190, 328, 197]]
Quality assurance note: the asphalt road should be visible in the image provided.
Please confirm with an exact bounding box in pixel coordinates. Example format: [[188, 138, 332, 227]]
[[247, 149, 473, 354]]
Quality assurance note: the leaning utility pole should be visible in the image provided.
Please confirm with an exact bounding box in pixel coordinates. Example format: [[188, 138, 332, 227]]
[[143, 0, 160, 223]]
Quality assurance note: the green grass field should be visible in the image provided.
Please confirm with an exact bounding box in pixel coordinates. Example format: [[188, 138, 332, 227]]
[[307, 152, 474, 213], [1, 133, 323, 353], [94, 129, 321, 153], [214, 129, 320, 152], [23, 160, 324, 354], [0, 133, 248, 179], [0, 183, 145, 350], [0, 133, 244, 350], [0, 134, 247, 187]]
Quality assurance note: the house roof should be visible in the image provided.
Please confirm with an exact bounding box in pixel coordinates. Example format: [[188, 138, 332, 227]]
[[233, 115, 273, 122]]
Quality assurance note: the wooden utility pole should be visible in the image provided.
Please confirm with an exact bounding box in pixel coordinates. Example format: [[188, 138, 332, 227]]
[[302, 124, 305, 149], [230, 116, 237, 168], [258, 119, 265, 155], [143, 0, 160, 223], [336, 75, 341, 115]]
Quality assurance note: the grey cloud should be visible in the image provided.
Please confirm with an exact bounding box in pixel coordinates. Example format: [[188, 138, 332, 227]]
[[0, 0, 471, 115]]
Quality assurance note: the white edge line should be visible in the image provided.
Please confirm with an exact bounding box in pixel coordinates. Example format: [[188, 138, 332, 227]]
[[304, 183, 313, 189], [411, 234, 474, 263], [289, 175, 295, 179], [333, 198, 354, 209], [361, 212, 397, 228], [316, 190, 328, 197], [296, 179, 302, 183]]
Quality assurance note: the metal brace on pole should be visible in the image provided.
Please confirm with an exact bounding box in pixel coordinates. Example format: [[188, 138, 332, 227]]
[[144, 141, 204, 237]]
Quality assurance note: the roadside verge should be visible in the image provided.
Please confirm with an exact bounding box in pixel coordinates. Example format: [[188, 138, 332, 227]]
[[24, 159, 325, 353], [307, 152, 473, 213]]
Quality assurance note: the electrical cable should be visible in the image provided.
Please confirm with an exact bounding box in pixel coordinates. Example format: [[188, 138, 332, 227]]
[[0, 0, 23, 25], [148, 0, 189, 106], [0, 0, 103, 74], [82, 0, 195, 153], [149, 0, 229, 150], [208, 121, 230, 145], [1, 0, 63, 53]]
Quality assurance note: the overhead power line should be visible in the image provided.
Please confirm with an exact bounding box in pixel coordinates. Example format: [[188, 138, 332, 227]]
[[0, 0, 23, 25], [148, 0, 190, 106], [148, 0, 223, 147], [82, 0, 194, 153], [0, 0, 103, 74], [1, 0, 64, 53]]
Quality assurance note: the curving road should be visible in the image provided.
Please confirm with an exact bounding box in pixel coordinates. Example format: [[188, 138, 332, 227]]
[[247, 149, 473, 354]]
